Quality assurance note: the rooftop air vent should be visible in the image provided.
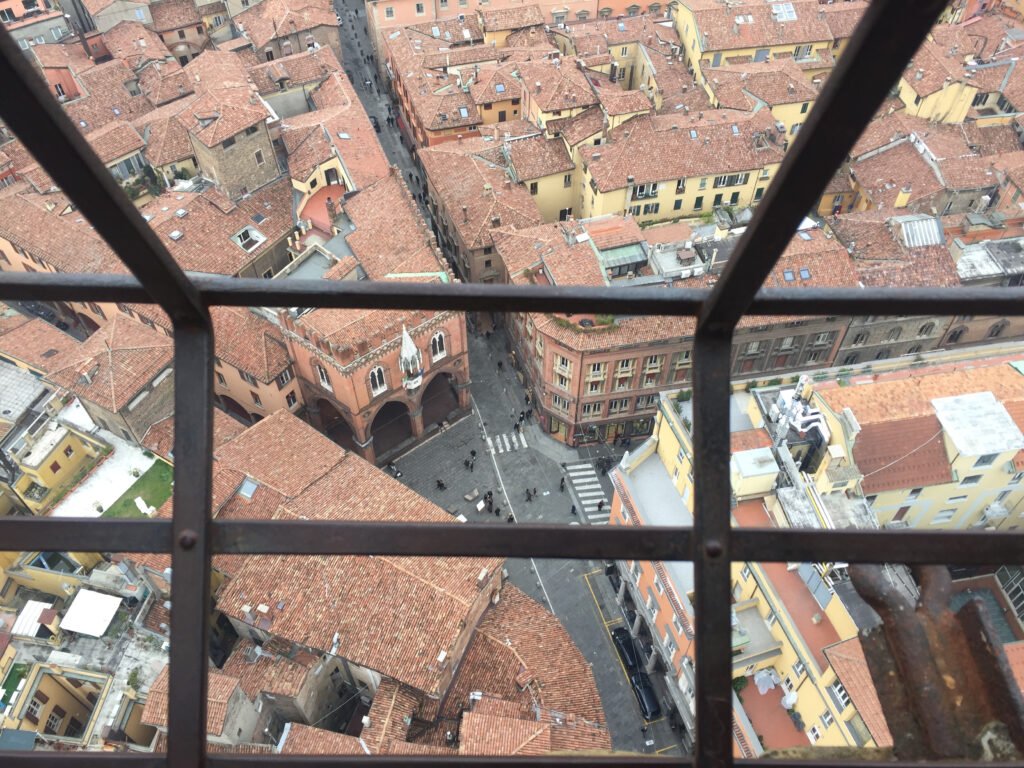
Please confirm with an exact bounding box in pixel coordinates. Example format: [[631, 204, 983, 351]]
[[169, 230, 183, 241]]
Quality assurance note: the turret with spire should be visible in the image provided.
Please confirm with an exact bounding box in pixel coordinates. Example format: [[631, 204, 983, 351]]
[[399, 325, 423, 391]]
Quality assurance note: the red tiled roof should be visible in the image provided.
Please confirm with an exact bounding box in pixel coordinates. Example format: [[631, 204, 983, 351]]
[[220, 638, 311, 700], [142, 409, 246, 459], [280, 723, 368, 754], [85, 120, 145, 163], [149, 0, 201, 33], [234, 0, 336, 50], [507, 135, 573, 181], [823, 637, 894, 747], [142, 665, 242, 735], [0, 316, 81, 373]]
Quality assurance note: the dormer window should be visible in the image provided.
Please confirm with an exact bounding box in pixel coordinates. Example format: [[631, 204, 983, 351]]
[[232, 227, 266, 252]]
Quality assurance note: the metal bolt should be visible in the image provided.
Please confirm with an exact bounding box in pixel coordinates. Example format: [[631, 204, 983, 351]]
[[178, 530, 198, 550], [705, 539, 723, 558]]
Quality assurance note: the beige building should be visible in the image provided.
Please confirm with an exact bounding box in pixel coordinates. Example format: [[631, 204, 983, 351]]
[[233, 0, 342, 65]]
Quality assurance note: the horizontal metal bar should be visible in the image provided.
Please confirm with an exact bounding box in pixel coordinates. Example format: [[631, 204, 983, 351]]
[[1, 755, 164, 768], [2, 519, 1018, 566], [0, 27, 206, 327], [213, 521, 692, 560], [0, 518, 173, 553], [207, 758, 684, 767], [0, 272, 1023, 318]]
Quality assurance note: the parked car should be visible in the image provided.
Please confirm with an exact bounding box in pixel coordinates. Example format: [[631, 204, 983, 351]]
[[630, 671, 662, 721], [611, 627, 638, 670], [370, 115, 381, 133]]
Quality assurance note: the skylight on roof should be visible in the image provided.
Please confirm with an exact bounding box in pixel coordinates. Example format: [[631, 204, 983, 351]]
[[689, 129, 698, 139], [731, 124, 739, 135], [772, 2, 796, 21], [495, 82, 506, 93], [783, 269, 795, 281], [799, 267, 811, 280], [459, 107, 469, 118], [238, 477, 259, 499], [252, 213, 266, 225], [617, 22, 626, 32]]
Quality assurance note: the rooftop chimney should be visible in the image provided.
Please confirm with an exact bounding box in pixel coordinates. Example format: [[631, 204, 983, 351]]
[[491, 215, 501, 227], [462, 204, 469, 222]]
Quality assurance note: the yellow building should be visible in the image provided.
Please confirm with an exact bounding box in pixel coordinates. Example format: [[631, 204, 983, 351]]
[[518, 60, 599, 129], [672, 0, 862, 88], [0, 365, 107, 516], [703, 60, 818, 140], [507, 134, 577, 223], [580, 110, 783, 225], [0, 552, 104, 606], [2, 663, 112, 745], [608, 390, 892, 753], [811, 364, 1024, 530], [895, 37, 978, 123]]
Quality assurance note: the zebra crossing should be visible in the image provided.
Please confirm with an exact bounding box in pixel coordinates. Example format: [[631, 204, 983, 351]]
[[566, 462, 610, 524], [486, 430, 529, 454]]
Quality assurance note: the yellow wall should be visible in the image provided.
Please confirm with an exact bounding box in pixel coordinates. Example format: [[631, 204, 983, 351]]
[[154, 156, 198, 188], [3, 552, 103, 600], [483, 28, 512, 47], [12, 429, 102, 516], [292, 156, 353, 215], [477, 97, 521, 124], [6, 667, 109, 741], [526, 170, 576, 223], [896, 77, 978, 124]]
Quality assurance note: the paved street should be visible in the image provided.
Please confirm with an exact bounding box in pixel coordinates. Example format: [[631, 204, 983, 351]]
[[386, 326, 685, 755]]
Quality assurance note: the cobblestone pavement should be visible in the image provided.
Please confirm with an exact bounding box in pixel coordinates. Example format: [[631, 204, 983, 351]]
[[388, 326, 686, 755]]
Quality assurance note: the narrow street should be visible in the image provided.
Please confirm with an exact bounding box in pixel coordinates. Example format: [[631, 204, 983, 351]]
[[333, 0, 428, 220], [384, 323, 685, 755]]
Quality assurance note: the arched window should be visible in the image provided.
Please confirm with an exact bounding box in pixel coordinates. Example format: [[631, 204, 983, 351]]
[[907, 345, 922, 355], [431, 332, 446, 361], [370, 366, 387, 396], [315, 364, 332, 392], [947, 326, 966, 344], [648, 3, 662, 14], [842, 353, 858, 366], [874, 349, 890, 361], [576, 9, 589, 19], [886, 327, 901, 342], [988, 321, 1008, 339], [598, 6, 612, 17], [627, 4, 641, 15], [918, 322, 934, 336]]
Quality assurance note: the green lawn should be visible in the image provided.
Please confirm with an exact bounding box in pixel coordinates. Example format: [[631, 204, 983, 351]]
[[1, 663, 27, 705], [102, 460, 174, 518]]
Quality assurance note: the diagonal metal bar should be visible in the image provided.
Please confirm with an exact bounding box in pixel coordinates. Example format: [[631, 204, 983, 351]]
[[691, 330, 735, 768], [0, 27, 205, 326], [167, 323, 214, 768], [699, 0, 950, 333], [2, 271, 1024, 318]]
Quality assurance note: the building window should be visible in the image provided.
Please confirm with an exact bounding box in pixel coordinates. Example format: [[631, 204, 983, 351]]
[[563, 173, 572, 188], [385, 6, 394, 18], [793, 659, 806, 677], [216, 372, 226, 386], [255, 150, 265, 166], [240, 371, 258, 386], [285, 391, 297, 408], [222, 136, 236, 149], [251, 391, 262, 407], [961, 475, 982, 486], [932, 508, 956, 525], [552, 394, 569, 412], [766, 609, 778, 627], [529, 182, 538, 195], [908, 487, 922, 500], [821, 709, 834, 728], [694, 195, 703, 210], [415, 2, 424, 13], [26, 698, 42, 720], [431, 332, 446, 360], [64, 445, 74, 458], [740, 565, 751, 580], [808, 725, 822, 743], [50, 461, 61, 474], [178, 30, 186, 39], [975, 453, 999, 468], [45, 711, 63, 734], [918, 322, 935, 336], [831, 682, 851, 709], [315, 364, 333, 392], [582, 402, 602, 418], [370, 366, 387, 396], [135, 7, 145, 18]]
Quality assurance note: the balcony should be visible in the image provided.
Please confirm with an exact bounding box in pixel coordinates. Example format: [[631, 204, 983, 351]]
[[731, 599, 783, 670]]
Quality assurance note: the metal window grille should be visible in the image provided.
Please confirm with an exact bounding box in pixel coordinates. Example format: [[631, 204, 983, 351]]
[[0, 2, 1018, 766]]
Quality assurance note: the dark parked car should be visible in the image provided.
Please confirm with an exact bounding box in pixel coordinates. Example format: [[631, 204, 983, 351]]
[[630, 671, 662, 721], [370, 115, 381, 133], [611, 627, 638, 670]]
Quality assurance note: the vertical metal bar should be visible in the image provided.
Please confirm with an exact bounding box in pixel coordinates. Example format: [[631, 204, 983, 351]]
[[691, 330, 735, 768], [699, 0, 949, 330], [0, 27, 205, 325], [168, 320, 214, 768]]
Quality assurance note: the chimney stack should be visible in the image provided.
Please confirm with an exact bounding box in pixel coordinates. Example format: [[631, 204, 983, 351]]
[[462, 205, 469, 222]]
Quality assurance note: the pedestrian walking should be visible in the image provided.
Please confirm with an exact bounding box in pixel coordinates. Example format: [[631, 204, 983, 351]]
[[464, 459, 471, 469], [560, 477, 565, 492], [436, 479, 447, 490], [471, 450, 477, 459], [597, 500, 604, 512], [570, 504, 577, 516], [526, 489, 533, 502], [533, 487, 538, 498], [469, 459, 475, 472], [506, 513, 514, 523], [526, 408, 533, 420], [497, 361, 503, 371], [525, 392, 531, 405], [519, 410, 525, 422], [513, 422, 520, 435], [494, 506, 501, 518]]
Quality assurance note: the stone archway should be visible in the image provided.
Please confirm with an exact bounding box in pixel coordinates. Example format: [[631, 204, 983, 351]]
[[318, 398, 357, 452], [219, 396, 252, 424], [370, 400, 413, 459], [419, 372, 459, 429]]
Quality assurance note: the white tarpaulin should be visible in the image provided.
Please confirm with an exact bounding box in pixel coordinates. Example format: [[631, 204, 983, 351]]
[[753, 668, 781, 694], [61, 590, 122, 637]]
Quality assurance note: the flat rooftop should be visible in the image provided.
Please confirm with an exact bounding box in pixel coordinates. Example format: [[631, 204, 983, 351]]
[[931, 391, 1024, 458], [0, 365, 46, 423]]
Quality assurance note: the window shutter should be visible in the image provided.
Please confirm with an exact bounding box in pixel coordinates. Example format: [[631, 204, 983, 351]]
[[35, 691, 49, 704], [52, 705, 66, 717]]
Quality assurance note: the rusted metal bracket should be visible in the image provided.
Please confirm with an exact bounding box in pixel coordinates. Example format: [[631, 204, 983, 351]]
[[849, 564, 1024, 760]]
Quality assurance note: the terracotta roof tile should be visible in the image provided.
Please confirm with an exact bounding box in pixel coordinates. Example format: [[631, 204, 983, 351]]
[[149, 0, 202, 32], [1006, 641, 1024, 696], [705, 59, 817, 110], [31, 42, 96, 74], [0, 316, 81, 373], [85, 120, 145, 163], [247, 45, 340, 95], [142, 665, 242, 735], [360, 678, 418, 751], [102, 21, 172, 71], [46, 314, 173, 412], [691, 0, 839, 51], [142, 410, 246, 459], [517, 59, 597, 113], [823, 637, 894, 747], [508, 134, 573, 181], [66, 60, 155, 132], [546, 106, 605, 146], [221, 638, 311, 700], [280, 723, 369, 754], [234, 0, 336, 50], [469, 63, 523, 105], [480, 4, 544, 32]]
